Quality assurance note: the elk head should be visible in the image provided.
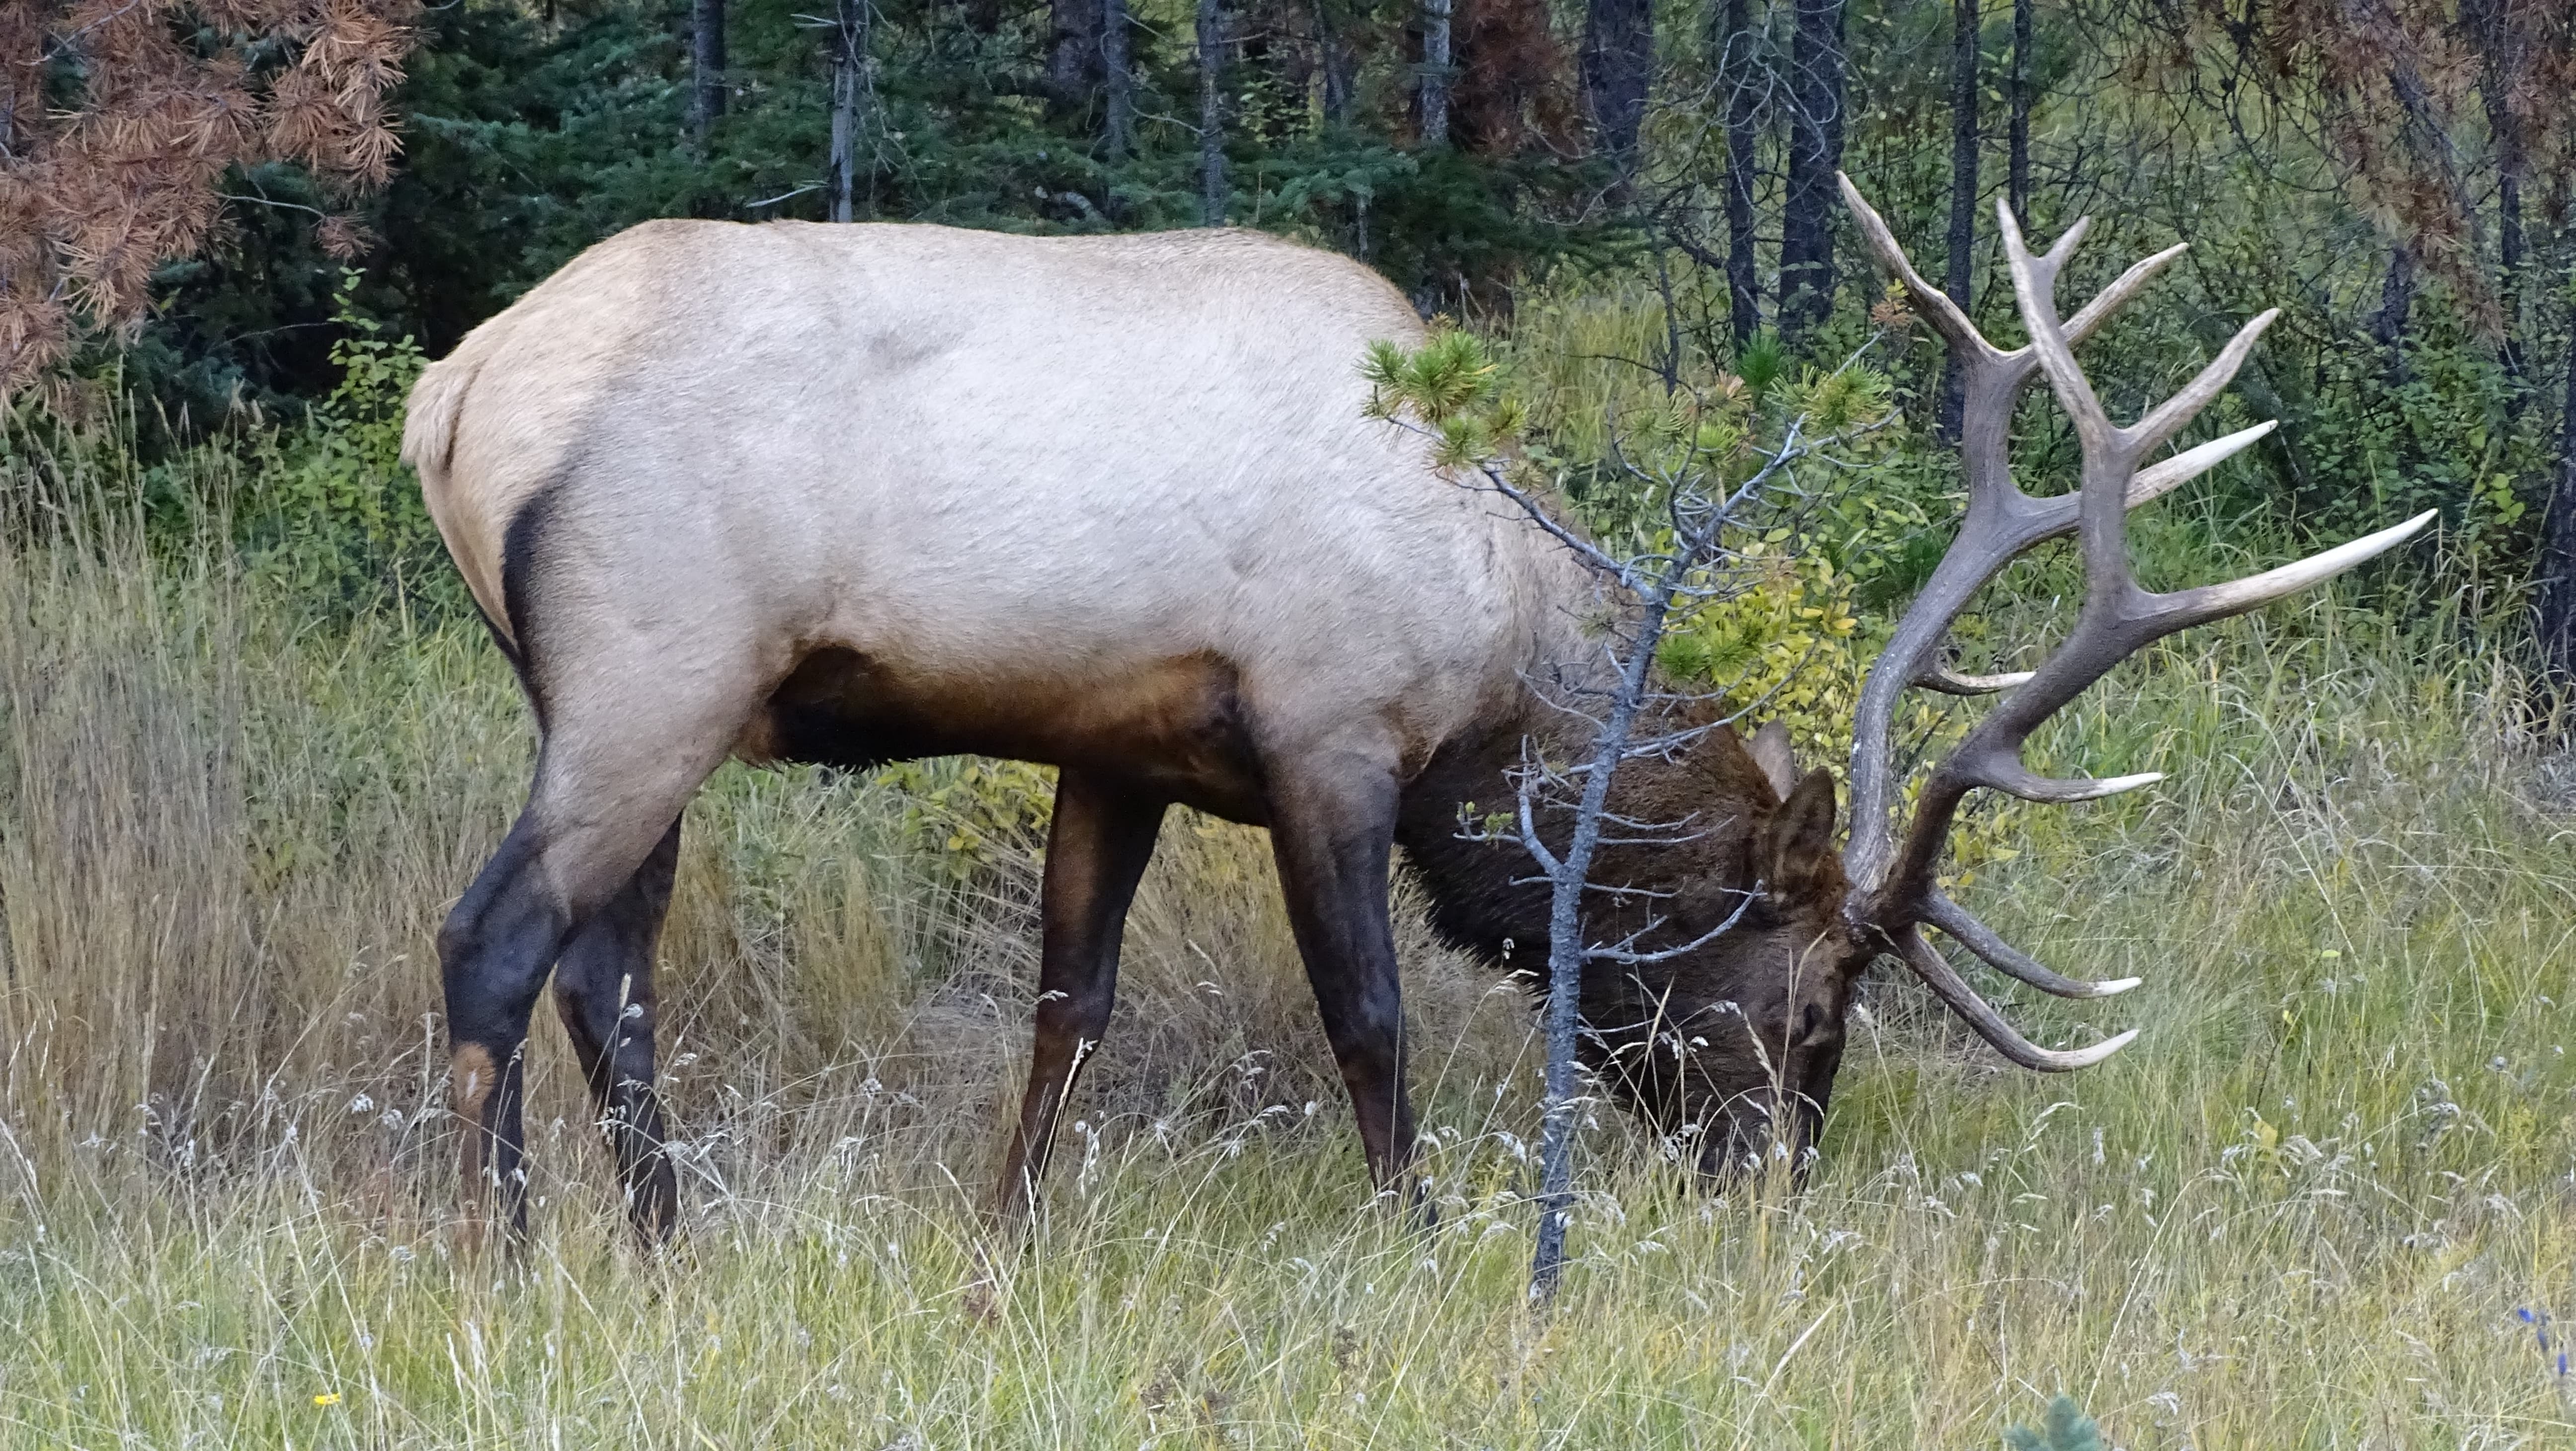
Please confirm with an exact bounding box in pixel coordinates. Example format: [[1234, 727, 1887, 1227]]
[[1569, 732, 1873, 1180], [1625, 179, 2431, 1177]]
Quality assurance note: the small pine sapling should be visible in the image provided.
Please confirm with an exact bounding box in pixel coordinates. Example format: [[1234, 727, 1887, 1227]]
[[1364, 325, 1892, 1303], [2003, 1394, 2105, 1451]]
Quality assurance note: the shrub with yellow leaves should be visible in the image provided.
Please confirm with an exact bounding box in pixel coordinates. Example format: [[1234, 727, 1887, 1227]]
[[874, 758, 1058, 879]]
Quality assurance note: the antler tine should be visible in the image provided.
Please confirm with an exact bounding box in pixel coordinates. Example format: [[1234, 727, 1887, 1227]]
[[1843, 174, 2031, 889], [2063, 242, 2188, 347], [2143, 507, 2439, 634], [1922, 893, 2141, 998], [1916, 663, 2036, 696], [2125, 311, 2279, 460], [2129, 420, 2277, 507], [1894, 928, 2138, 1070], [1995, 201, 2116, 457], [2039, 214, 2092, 270], [1837, 172, 2001, 365], [1996, 199, 2434, 717]]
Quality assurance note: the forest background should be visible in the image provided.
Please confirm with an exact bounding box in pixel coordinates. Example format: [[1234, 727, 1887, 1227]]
[[7, 0, 2576, 1446], [9, 0, 2576, 644]]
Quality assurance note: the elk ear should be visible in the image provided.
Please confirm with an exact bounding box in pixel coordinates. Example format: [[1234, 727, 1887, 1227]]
[[1761, 767, 1841, 897], [1747, 721, 1799, 802]]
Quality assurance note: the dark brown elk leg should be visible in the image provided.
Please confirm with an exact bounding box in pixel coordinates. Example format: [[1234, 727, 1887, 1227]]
[[443, 696, 741, 1248], [1266, 755, 1418, 1197], [989, 770, 1168, 1226], [551, 817, 684, 1243], [444, 815, 575, 1247]]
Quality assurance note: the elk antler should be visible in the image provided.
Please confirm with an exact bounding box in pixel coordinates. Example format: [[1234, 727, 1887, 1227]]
[[1836, 176, 2434, 1071]]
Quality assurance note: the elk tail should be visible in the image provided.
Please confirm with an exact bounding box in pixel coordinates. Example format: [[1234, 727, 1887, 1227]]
[[401, 356, 524, 670], [400, 356, 474, 494]]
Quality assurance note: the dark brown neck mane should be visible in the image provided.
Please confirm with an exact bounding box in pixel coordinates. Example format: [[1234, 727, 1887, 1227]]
[[1390, 694, 1783, 970]]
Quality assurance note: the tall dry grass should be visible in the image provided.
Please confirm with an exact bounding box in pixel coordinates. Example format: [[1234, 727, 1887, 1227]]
[[6, 398, 2576, 1447], [0, 433, 1535, 1241]]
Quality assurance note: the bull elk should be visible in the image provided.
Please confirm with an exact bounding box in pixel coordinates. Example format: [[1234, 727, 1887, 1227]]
[[402, 177, 2427, 1242]]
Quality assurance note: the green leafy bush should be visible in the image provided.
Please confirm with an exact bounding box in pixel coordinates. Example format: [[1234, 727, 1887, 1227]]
[[240, 274, 459, 619], [874, 757, 1058, 878]]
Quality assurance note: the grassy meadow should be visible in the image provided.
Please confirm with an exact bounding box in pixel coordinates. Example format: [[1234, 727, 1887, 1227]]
[[7, 317, 2576, 1449]]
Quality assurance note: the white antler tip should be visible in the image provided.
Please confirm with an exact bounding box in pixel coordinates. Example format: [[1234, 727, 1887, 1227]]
[[2128, 419, 2284, 507], [1989, 768, 2166, 804], [2054, 1028, 2140, 1069], [2090, 976, 2144, 998], [1917, 665, 2039, 696]]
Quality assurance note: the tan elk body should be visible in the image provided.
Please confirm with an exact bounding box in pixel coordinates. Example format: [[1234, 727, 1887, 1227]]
[[405, 189, 2428, 1242], [409, 221, 1562, 780]]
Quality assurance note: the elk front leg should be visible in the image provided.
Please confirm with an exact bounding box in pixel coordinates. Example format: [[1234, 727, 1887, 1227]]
[[1266, 752, 1419, 1198], [551, 817, 684, 1244], [989, 770, 1168, 1226]]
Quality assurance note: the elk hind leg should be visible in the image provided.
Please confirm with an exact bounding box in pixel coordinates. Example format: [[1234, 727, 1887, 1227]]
[[551, 816, 684, 1243], [443, 695, 746, 1245], [989, 770, 1167, 1228]]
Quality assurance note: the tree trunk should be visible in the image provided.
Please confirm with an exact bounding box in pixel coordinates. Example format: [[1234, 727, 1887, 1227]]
[[2540, 324, 2576, 682], [1103, 0, 1134, 160], [1778, 0, 1847, 343], [2495, 175, 2521, 368], [1319, 0, 1357, 126], [690, 0, 726, 149], [1720, 0, 1761, 350], [1530, 553, 1686, 1306], [1581, 0, 1654, 176], [2372, 243, 2415, 383], [2466, 0, 2524, 389], [1199, 0, 1226, 225], [827, 0, 871, 222], [1938, 0, 1978, 442], [1051, 0, 1101, 116], [2008, 0, 2031, 224], [1421, 0, 1453, 146]]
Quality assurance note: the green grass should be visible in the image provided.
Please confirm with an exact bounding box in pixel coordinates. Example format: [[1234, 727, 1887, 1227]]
[[8, 416, 2576, 1448]]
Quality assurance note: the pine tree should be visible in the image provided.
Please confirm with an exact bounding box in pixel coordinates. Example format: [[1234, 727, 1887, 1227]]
[[0, 0, 419, 395]]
